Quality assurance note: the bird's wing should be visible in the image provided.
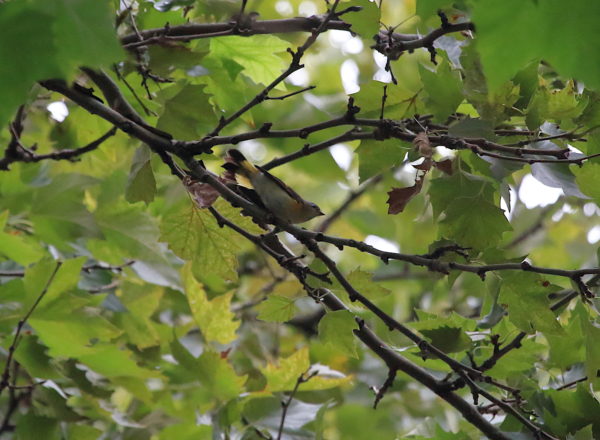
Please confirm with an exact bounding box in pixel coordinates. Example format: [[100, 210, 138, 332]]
[[255, 165, 305, 204]]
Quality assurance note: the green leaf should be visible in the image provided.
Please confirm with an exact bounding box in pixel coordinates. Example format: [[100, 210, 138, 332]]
[[156, 82, 218, 140], [115, 312, 161, 350], [346, 268, 391, 299], [546, 307, 584, 369], [573, 163, 600, 205], [16, 414, 59, 440], [318, 310, 359, 358], [0, 211, 45, 265], [31, 174, 100, 246], [421, 326, 472, 354], [486, 339, 546, 380], [0, 4, 59, 128], [125, 145, 156, 204], [0, 0, 122, 128], [344, 0, 380, 38], [115, 284, 163, 349], [77, 343, 158, 378], [512, 61, 539, 110], [23, 258, 61, 309], [356, 139, 408, 183], [262, 347, 311, 392], [526, 81, 586, 128], [498, 272, 564, 336], [416, 0, 455, 20], [460, 45, 520, 124], [473, 0, 600, 91], [160, 200, 242, 282], [199, 56, 254, 125], [256, 295, 296, 323], [158, 424, 212, 440], [412, 311, 474, 354], [30, 308, 122, 358], [66, 424, 103, 440], [182, 264, 239, 344], [96, 204, 165, 262], [196, 350, 246, 401], [542, 385, 600, 438], [447, 118, 495, 141], [13, 334, 60, 379], [38, 256, 86, 304], [210, 35, 290, 88], [439, 198, 512, 250], [429, 171, 496, 218], [581, 310, 600, 389], [47, 0, 123, 72], [419, 62, 463, 122], [577, 92, 600, 128]]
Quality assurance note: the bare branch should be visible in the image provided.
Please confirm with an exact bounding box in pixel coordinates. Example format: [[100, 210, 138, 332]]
[[204, 0, 347, 137], [374, 22, 474, 61], [120, 17, 352, 48], [0, 260, 134, 278], [277, 369, 318, 440]]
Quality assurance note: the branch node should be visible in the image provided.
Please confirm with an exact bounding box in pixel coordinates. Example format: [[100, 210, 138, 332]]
[[437, 10, 450, 28], [427, 44, 437, 66], [520, 261, 532, 270], [259, 122, 273, 134]]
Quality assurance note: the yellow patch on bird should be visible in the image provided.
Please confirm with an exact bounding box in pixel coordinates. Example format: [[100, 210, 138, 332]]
[[235, 173, 253, 189], [239, 158, 258, 175]]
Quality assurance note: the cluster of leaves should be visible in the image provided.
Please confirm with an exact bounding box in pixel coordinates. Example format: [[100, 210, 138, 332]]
[[1, 0, 600, 439]]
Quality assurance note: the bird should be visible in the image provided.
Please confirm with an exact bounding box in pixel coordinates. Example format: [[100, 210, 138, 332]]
[[222, 149, 324, 224]]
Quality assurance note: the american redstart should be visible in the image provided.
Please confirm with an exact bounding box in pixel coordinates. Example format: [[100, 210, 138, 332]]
[[222, 149, 324, 224]]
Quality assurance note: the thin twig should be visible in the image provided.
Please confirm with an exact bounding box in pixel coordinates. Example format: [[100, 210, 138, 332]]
[[0, 261, 62, 396], [265, 85, 316, 100], [276, 369, 318, 440], [0, 260, 134, 278], [555, 376, 587, 391], [205, 0, 345, 136], [316, 174, 383, 233]]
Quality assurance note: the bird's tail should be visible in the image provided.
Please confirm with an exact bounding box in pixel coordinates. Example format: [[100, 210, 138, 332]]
[[224, 149, 258, 175], [222, 149, 256, 188]]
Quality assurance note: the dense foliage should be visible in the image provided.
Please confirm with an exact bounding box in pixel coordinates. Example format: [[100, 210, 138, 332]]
[[1, 0, 600, 439]]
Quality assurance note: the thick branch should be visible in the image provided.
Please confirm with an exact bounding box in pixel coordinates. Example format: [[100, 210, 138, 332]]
[[208, 205, 512, 440], [120, 17, 352, 47], [374, 22, 474, 60]]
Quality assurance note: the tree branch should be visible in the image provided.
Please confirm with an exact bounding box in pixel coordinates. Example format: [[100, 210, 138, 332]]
[[120, 17, 352, 48], [373, 22, 474, 60], [204, 0, 346, 137]]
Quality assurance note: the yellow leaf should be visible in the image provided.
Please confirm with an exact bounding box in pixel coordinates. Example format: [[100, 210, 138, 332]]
[[182, 264, 239, 344]]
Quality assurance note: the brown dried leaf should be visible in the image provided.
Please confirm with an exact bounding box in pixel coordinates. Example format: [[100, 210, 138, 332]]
[[433, 159, 453, 175], [413, 132, 433, 158], [413, 158, 433, 172], [184, 176, 219, 208], [386, 177, 424, 214]]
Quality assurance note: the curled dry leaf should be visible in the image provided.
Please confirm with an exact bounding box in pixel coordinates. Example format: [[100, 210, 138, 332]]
[[413, 158, 433, 172], [387, 176, 424, 214], [413, 132, 433, 158], [183, 176, 219, 208], [433, 159, 453, 175]]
